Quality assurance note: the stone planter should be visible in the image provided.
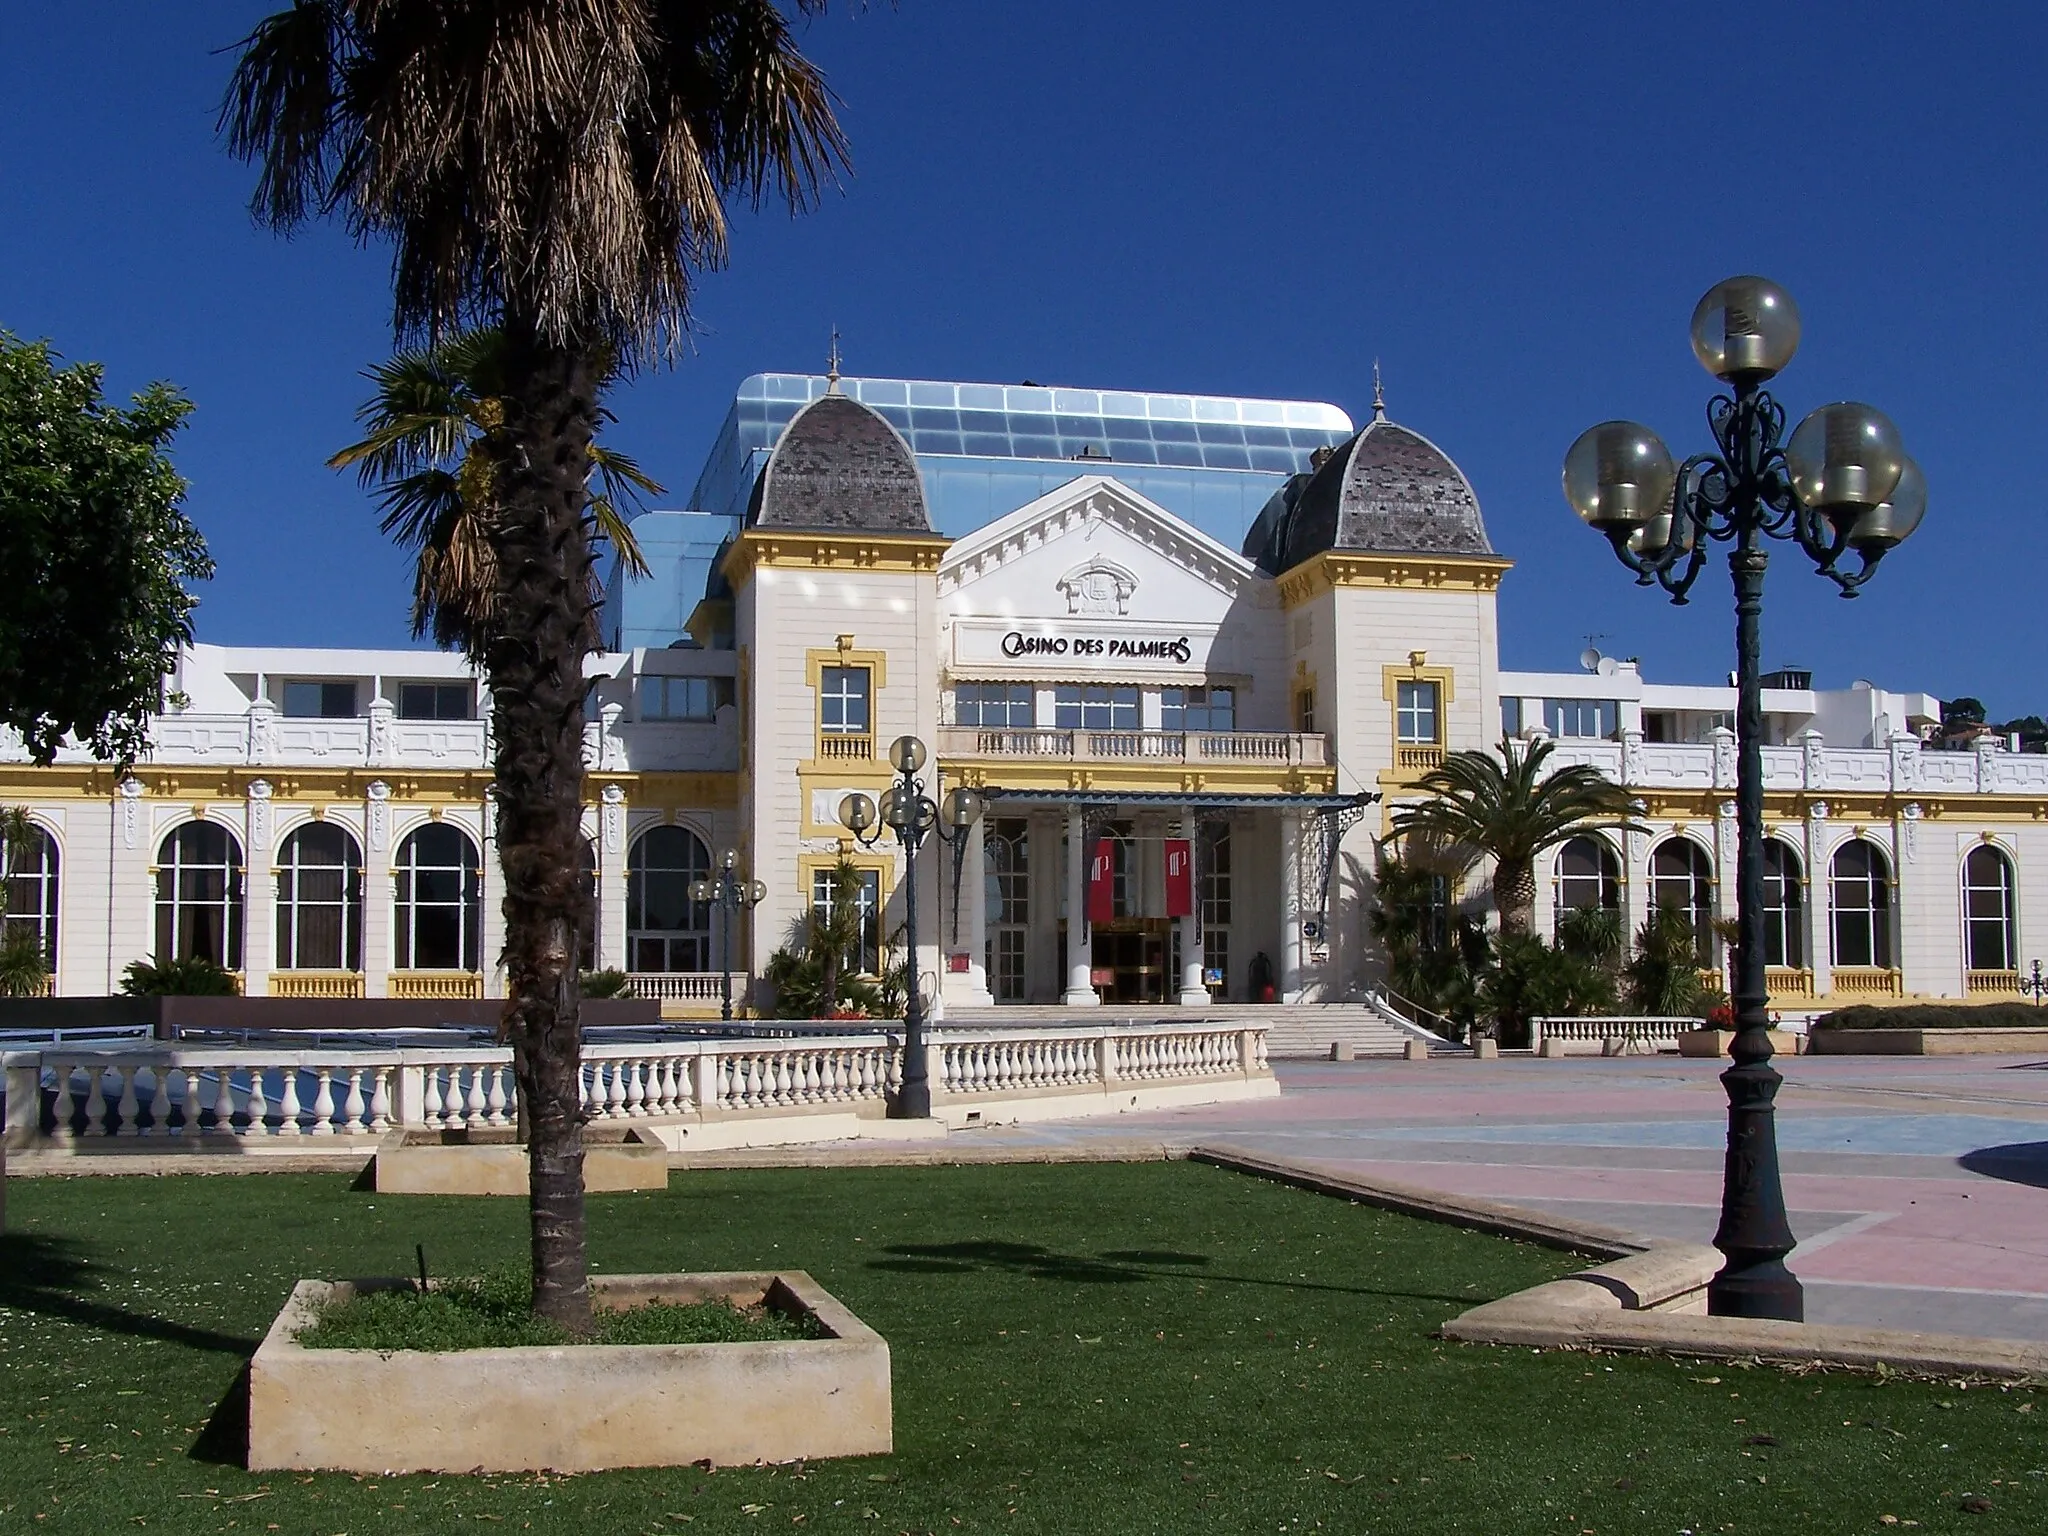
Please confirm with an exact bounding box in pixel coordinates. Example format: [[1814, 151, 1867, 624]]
[[248, 1271, 891, 1473], [372, 1127, 668, 1195], [1805, 1026, 2048, 1056], [1677, 1028, 1803, 1058]]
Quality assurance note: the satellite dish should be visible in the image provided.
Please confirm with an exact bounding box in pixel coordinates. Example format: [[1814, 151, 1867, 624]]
[[1578, 647, 1603, 674], [1596, 656, 1620, 677]]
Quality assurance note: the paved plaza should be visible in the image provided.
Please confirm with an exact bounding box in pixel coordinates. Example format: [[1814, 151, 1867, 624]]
[[980, 1051, 2048, 1345]]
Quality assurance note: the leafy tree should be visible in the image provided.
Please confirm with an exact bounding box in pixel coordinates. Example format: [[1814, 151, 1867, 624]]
[[1625, 906, 1709, 1016], [225, 1, 849, 1330], [0, 333, 212, 766], [1942, 696, 1987, 733], [1367, 852, 1488, 1035], [1390, 736, 1638, 939], [329, 327, 657, 658], [763, 860, 886, 1019]]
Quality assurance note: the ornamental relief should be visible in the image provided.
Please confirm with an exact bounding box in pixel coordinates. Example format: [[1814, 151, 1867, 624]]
[[1057, 559, 1138, 617]]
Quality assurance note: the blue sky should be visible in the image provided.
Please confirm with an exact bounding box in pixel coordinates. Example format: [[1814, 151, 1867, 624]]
[[4, 3, 2040, 715]]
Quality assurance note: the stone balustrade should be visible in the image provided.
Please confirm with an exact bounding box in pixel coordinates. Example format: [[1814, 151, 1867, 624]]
[[1528, 1016, 1694, 1054], [935, 725, 1328, 767], [1, 1019, 1272, 1152], [1541, 729, 2048, 797]]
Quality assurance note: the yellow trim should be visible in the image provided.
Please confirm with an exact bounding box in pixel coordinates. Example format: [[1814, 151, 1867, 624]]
[[805, 638, 890, 765], [722, 529, 951, 588], [1380, 661, 1456, 782], [0, 765, 737, 810], [796, 764, 899, 838], [1277, 550, 1512, 608], [389, 970, 485, 1000]]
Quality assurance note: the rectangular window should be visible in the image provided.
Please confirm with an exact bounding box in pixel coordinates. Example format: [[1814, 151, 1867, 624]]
[[1295, 688, 1316, 733], [1501, 697, 1523, 736], [396, 682, 472, 721], [1395, 680, 1440, 744], [1053, 684, 1140, 731], [1543, 698, 1618, 739], [282, 680, 358, 719], [638, 675, 733, 722], [954, 681, 1035, 729], [1161, 686, 1236, 733], [811, 866, 882, 974], [819, 666, 871, 734]]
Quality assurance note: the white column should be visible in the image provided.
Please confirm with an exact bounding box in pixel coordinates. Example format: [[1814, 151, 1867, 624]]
[[1062, 804, 1097, 1006], [241, 781, 274, 996], [362, 782, 393, 996], [598, 787, 628, 972], [1177, 807, 1207, 1007], [479, 794, 505, 996], [947, 812, 993, 1008], [1805, 804, 1832, 996], [1279, 812, 1303, 1003]]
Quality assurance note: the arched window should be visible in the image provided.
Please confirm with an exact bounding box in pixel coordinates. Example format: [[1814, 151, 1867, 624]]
[[1761, 840, 1804, 969], [275, 823, 363, 971], [1829, 839, 1893, 969], [156, 822, 244, 969], [394, 823, 481, 971], [1555, 836, 1620, 917], [3, 823, 59, 968], [1650, 837, 1714, 958], [1964, 844, 2018, 973], [984, 819, 1029, 1002], [627, 826, 712, 971]]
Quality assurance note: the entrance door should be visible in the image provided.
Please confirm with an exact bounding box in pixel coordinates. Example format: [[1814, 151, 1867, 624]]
[[1091, 919, 1169, 1003]]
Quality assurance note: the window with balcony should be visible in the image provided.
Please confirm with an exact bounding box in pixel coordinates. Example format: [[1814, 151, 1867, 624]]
[[955, 681, 1035, 729], [1162, 686, 1235, 732], [282, 680, 359, 718], [819, 666, 871, 734], [1544, 698, 1618, 739], [1829, 840, 1893, 969], [639, 674, 733, 722], [1395, 680, 1440, 744], [1964, 843, 2017, 972], [396, 682, 472, 720], [1054, 685, 1140, 731]]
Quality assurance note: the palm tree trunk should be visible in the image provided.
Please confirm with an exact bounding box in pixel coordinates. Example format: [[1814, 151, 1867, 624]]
[[489, 326, 600, 1334], [1494, 859, 1537, 940]]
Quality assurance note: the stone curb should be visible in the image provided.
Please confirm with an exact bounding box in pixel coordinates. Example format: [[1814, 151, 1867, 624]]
[[669, 1137, 1190, 1170], [1184, 1144, 1652, 1259]]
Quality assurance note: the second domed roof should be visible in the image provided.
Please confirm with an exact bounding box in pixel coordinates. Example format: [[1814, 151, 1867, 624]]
[[747, 391, 931, 534], [1256, 413, 1494, 575]]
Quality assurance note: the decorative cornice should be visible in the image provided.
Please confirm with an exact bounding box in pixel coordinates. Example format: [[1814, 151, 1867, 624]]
[[1276, 549, 1513, 608], [722, 529, 951, 588], [937, 757, 1336, 797]]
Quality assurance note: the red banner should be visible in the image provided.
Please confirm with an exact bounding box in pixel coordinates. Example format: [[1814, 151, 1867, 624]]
[[1163, 837, 1194, 918], [1086, 836, 1116, 923]]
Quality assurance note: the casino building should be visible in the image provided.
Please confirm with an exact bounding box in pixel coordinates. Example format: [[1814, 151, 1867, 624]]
[[4, 369, 2044, 1015]]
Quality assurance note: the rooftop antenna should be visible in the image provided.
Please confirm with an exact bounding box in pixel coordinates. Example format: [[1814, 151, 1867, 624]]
[[826, 326, 842, 394], [1371, 359, 1386, 421]]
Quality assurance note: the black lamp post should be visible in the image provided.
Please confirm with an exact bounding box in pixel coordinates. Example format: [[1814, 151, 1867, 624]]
[[837, 735, 984, 1118], [689, 851, 766, 1023], [1565, 275, 1925, 1320]]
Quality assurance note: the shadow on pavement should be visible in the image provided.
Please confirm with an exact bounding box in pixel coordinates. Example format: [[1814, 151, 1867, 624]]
[[1959, 1140, 2048, 1190]]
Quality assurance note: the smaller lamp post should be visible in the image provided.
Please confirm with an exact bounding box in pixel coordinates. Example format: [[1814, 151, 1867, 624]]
[[689, 849, 767, 1023], [837, 735, 984, 1118], [2022, 960, 2048, 1009]]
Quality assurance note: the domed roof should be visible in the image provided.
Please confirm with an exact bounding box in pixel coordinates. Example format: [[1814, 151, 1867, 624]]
[[746, 390, 931, 534], [1263, 410, 1494, 575]]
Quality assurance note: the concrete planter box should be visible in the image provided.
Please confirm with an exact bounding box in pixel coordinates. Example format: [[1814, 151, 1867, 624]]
[[1806, 1026, 2048, 1056], [372, 1129, 668, 1195], [1677, 1028, 1803, 1058], [249, 1270, 891, 1473]]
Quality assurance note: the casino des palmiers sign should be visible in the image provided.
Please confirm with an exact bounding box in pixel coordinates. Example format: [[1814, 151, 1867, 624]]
[[1000, 631, 1194, 664]]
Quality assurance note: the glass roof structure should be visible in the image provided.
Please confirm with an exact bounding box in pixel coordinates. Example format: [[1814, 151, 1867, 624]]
[[688, 373, 1356, 526]]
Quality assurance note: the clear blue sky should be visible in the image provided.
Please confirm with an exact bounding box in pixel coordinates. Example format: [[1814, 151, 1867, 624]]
[[4, 3, 2039, 715]]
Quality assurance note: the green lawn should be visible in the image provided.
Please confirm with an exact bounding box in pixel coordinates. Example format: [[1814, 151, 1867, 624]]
[[0, 1160, 2040, 1534]]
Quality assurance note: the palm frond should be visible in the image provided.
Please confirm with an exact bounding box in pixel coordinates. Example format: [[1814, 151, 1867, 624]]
[[219, 0, 346, 230]]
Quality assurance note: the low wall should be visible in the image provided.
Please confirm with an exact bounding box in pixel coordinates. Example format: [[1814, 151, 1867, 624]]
[[1806, 1026, 2048, 1056], [0, 996, 661, 1036]]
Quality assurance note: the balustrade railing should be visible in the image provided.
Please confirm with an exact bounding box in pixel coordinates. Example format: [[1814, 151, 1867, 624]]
[[622, 972, 743, 1004], [936, 726, 1327, 767], [3, 1020, 1267, 1149], [1529, 1016, 1693, 1053]]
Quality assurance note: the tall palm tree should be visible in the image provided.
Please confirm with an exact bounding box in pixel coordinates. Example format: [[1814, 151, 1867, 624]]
[[1390, 736, 1638, 940], [224, 0, 849, 1330], [329, 327, 658, 659]]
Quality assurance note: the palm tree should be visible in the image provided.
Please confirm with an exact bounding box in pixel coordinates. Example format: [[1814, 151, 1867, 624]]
[[329, 326, 658, 659], [1390, 736, 1638, 940], [224, 1, 848, 1331]]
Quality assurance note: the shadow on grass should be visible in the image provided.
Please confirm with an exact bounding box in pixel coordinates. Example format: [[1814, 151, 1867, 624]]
[[868, 1239, 1477, 1305], [0, 1232, 260, 1357], [1959, 1141, 2048, 1190]]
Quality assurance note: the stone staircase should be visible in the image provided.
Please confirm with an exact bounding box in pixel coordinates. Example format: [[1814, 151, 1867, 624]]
[[936, 1001, 1431, 1059]]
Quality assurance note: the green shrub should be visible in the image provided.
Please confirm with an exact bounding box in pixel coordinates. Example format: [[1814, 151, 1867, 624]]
[[578, 967, 635, 999], [119, 954, 240, 996], [1812, 1002, 2048, 1031], [0, 924, 51, 997]]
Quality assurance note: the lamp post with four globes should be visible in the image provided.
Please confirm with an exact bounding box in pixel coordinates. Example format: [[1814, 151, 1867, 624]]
[[837, 735, 985, 1118], [688, 851, 767, 1023], [1565, 276, 1925, 1320]]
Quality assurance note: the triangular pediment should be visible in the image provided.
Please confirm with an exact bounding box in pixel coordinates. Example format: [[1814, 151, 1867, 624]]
[[937, 475, 1263, 606]]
